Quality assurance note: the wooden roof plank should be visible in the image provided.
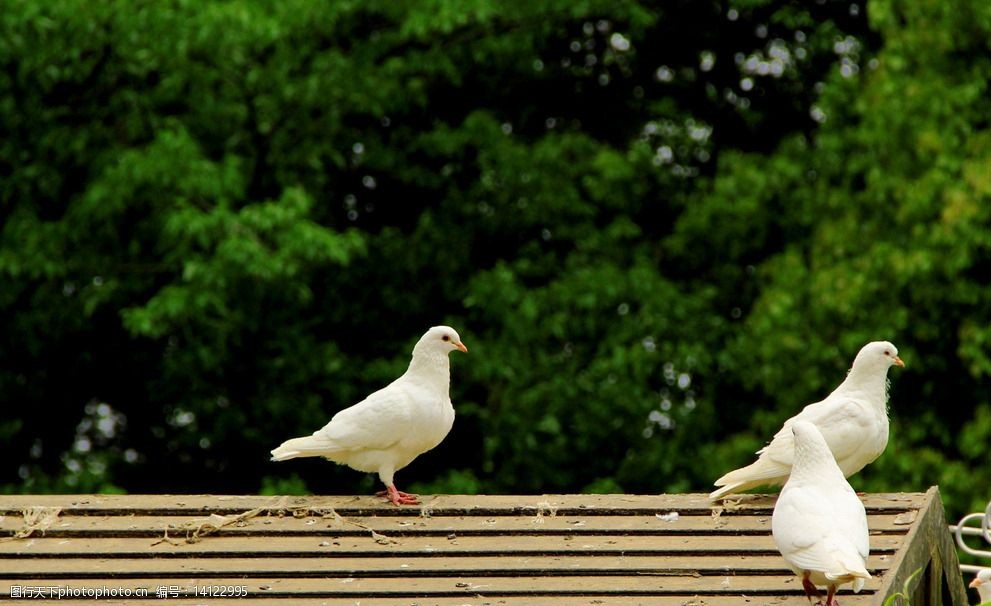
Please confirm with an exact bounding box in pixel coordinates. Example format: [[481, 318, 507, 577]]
[[0, 493, 928, 516], [0, 554, 898, 577], [0, 574, 884, 595], [0, 597, 876, 606], [0, 533, 906, 556], [0, 512, 916, 536]]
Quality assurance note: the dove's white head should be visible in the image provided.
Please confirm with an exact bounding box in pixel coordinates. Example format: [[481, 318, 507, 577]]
[[842, 341, 903, 395], [970, 568, 991, 604], [413, 326, 468, 355], [851, 341, 904, 372], [789, 420, 846, 484]]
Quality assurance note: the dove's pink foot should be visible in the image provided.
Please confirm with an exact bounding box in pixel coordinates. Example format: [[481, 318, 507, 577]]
[[811, 584, 838, 606], [376, 485, 420, 506], [801, 573, 822, 603]]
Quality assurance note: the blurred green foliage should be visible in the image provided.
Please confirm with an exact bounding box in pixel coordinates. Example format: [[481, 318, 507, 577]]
[[1, 0, 989, 523]]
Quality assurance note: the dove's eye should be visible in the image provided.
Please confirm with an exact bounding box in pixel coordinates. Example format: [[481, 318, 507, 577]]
[[884, 350, 890, 355], [442, 335, 450, 342]]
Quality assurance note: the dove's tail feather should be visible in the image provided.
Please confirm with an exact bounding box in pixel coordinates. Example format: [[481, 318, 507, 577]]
[[709, 480, 762, 501], [271, 436, 340, 461], [709, 459, 790, 500], [825, 553, 871, 593]]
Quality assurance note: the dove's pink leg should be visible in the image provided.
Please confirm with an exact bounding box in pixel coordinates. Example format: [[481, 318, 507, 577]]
[[376, 485, 420, 506], [801, 572, 822, 603], [824, 584, 838, 606]]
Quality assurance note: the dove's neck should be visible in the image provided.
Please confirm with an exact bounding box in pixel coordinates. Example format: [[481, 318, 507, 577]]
[[405, 350, 451, 391], [836, 363, 890, 408], [790, 440, 848, 485]]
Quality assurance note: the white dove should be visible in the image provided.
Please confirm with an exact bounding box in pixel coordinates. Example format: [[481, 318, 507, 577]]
[[710, 341, 904, 500], [271, 326, 467, 506], [970, 568, 991, 605], [772, 420, 871, 606]]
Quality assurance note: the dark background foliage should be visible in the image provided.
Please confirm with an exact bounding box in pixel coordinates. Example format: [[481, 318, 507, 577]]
[[2, 0, 989, 526]]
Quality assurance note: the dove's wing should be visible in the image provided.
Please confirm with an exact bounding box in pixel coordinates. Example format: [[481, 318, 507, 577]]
[[312, 380, 413, 452], [834, 487, 870, 559], [774, 484, 836, 571], [759, 395, 874, 467]]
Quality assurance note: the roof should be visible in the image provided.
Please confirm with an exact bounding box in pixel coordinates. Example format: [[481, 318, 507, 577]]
[[0, 487, 968, 605]]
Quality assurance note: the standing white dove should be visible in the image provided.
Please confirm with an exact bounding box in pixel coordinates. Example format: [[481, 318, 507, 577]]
[[772, 420, 871, 606], [710, 341, 904, 500], [271, 326, 467, 506]]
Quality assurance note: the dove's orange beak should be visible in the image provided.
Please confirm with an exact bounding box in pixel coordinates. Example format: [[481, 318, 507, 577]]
[[893, 356, 905, 367], [454, 341, 468, 353], [970, 577, 983, 589]]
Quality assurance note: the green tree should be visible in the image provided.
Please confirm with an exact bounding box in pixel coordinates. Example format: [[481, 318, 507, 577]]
[[1, 0, 988, 526], [699, 0, 991, 521]]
